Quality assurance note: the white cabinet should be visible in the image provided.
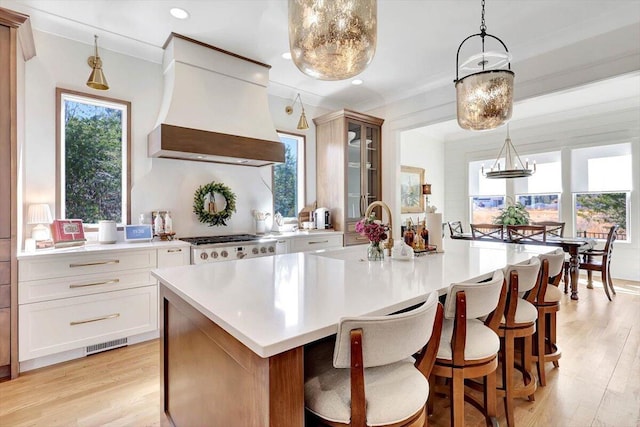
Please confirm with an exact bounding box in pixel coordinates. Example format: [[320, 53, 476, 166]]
[[289, 234, 343, 253], [275, 239, 289, 254], [17, 242, 189, 367]]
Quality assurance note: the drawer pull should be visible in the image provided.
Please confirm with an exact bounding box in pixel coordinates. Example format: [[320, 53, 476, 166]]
[[69, 279, 120, 289], [167, 249, 183, 253], [277, 240, 286, 243], [355, 237, 368, 241], [70, 313, 120, 326], [308, 240, 329, 245], [69, 260, 120, 268]]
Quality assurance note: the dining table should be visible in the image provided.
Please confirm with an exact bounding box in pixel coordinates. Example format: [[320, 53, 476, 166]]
[[450, 233, 594, 300]]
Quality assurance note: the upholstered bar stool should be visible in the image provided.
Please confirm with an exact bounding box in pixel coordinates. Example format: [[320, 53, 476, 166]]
[[304, 291, 443, 427], [429, 270, 506, 427], [534, 250, 564, 386], [498, 257, 541, 427]]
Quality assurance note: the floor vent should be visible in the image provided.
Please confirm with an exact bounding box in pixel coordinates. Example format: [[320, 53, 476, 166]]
[[85, 338, 128, 356]]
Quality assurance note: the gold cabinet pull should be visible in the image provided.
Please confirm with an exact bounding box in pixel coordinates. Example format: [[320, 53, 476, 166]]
[[167, 248, 183, 253], [308, 240, 329, 245], [69, 260, 120, 268], [70, 313, 120, 326], [69, 279, 119, 289]]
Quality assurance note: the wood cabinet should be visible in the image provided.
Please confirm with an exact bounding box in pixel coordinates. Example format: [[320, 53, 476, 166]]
[[314, 110, 384, 246], [0, 7, 35, 380]]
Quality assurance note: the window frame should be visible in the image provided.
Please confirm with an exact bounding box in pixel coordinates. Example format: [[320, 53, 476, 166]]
[[273, 130, 306, 221], [55, 88, 131, 230]]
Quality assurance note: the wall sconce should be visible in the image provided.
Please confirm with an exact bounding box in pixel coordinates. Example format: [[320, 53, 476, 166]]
[[422, 183, 432, 209], [86, 35, 109, 90], [285, 93, 309, 130], [27, 203, 53, 241]]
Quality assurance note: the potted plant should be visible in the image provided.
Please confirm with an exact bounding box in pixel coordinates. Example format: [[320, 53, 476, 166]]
[[493, 201, 530, 226]]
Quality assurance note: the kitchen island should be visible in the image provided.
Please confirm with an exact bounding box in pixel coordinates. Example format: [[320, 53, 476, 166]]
[[152, 239, 553, 427]]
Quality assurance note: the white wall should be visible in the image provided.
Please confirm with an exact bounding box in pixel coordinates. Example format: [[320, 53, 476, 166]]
[[21, 30, 328, 239]]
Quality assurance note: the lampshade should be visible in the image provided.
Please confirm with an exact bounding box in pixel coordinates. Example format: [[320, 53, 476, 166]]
[[483, 125, 536, 179], [422, 184, 432, 195], [27, 204, 53, 225], [87, 35, 109, 90], [454, 0, 514, 131], [288, 0, 377, 80]]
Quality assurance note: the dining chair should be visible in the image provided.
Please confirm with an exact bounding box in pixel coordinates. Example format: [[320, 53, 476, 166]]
[[506, 225, 547, 243], [429, 269, 506, 427], [470, 224, 504, 241], [498, 257, 541, 427], [531, 221, 565, 238], [534, 249, 564, 386], [578, 225, 619, 301], [448, 221, 464, 238], [304, 291, 443, 427]]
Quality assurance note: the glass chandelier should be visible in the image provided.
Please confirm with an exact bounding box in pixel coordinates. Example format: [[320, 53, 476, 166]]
[[454, 0, 514, 131], [483, 125, 535, 179], [288, 0, 377, 80]]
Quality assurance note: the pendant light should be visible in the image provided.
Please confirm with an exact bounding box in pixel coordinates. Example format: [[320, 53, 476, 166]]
[[454, 0, 514, 131], [482, 125, 535, 179], [86, 35, 109, 90], [288, 0, 377, 80], [285, 93, 309, 130]]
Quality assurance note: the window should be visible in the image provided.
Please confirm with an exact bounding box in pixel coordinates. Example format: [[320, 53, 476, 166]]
[[515, 151, 561, 222], [571, 143, 631, 241], [56, 89, 131, 226], [469, 159, 505, 223], [274, 131, 305, 219]]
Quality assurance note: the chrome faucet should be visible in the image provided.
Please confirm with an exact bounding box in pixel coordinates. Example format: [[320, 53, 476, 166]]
[[364, 201, 394, 257]]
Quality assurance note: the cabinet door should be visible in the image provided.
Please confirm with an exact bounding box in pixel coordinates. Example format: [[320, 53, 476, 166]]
[[364, 123, 381, 208], [157, 246, 190, 268], [346, 120, 364, 220]]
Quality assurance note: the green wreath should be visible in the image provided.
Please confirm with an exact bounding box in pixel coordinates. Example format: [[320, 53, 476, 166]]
[[193, 182, 237, 226]]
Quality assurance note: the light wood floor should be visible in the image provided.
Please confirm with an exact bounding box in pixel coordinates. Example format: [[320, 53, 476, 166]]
[[1, 277, 639, 427]]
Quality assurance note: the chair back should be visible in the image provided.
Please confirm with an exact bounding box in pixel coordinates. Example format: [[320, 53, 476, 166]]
[[471, 224, 504, 241], [507, 225, 547, 243], [532, 221, 565, 238], [444, 269, 505, 320], [333, 291, 439, 369], [502, 256, 541, 294], [537, 248, 565, 279], [448, 221, 463, 237], [603, 225, 619, 260]]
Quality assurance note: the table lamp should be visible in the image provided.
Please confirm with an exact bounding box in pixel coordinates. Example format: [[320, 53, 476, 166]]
[[27, 203, 53, 241]]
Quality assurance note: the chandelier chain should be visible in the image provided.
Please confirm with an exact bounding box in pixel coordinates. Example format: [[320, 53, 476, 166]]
[[480, 0, 487, 33]]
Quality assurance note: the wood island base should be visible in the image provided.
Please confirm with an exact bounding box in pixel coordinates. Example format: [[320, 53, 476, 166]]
[[160, 285, 304, 427]]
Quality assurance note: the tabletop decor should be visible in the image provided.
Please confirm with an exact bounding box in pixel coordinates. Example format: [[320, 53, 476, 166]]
[[355, 213, 389, 261], [193, 181, 237, 226]]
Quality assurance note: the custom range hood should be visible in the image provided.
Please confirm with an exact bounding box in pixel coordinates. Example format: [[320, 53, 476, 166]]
[[148, 33, 284, 166]]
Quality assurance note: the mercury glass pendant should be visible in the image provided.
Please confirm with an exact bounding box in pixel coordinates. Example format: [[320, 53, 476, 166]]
[[288, 0, 377, 81], [454, 0, 514, 131]]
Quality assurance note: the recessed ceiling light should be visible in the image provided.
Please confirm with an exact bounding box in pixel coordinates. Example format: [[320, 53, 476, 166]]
[[351, 79, 363, 85], [170, 7, 190, 20], [281, 52, 292, 60]]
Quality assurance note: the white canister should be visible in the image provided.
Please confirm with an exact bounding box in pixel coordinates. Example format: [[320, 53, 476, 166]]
[[98, 220, 118, 244]]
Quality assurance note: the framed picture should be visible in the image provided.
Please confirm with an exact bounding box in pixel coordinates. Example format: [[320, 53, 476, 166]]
[[50, 219, 86, 248], [400, 166, 425, 213]]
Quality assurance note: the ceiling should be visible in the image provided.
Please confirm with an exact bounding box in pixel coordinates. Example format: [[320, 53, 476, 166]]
[[2, 0, 639, 111]]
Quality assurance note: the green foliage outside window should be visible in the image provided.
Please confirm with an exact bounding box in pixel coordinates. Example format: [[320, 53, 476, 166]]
[[274, 140, 298, 218], [576, 193, 627, 239], [64, 101, 123, 223]]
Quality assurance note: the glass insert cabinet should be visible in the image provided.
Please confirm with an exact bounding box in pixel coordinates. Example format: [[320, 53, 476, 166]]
[[313, 110, 384, 246]]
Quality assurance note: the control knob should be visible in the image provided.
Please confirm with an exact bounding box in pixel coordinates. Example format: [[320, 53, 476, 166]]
[[200, 252, 208, 260], [260, 247, 267, 254], [221, 250, 228, 258], [211, 251, 218, 259], [267, 246, 275, 253], [252, 247, 259, 255]]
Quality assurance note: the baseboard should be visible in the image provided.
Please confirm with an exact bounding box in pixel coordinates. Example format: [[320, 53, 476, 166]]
[[19, 329, 159, 373]]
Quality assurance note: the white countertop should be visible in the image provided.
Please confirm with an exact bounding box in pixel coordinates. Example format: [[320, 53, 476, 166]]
[[17, 239, 190, 259], [151, 239, 553, 358]]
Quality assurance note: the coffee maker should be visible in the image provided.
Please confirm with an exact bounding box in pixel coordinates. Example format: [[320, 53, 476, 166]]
[[313, 207, 331, 229]]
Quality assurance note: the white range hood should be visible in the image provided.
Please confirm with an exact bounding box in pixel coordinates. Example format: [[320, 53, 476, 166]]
[[148, 33, 284, 166]]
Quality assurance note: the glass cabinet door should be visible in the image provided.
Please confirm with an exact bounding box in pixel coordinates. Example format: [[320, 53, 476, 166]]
[[365, 124, 380, 209], [346, 121, 363, 220]]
